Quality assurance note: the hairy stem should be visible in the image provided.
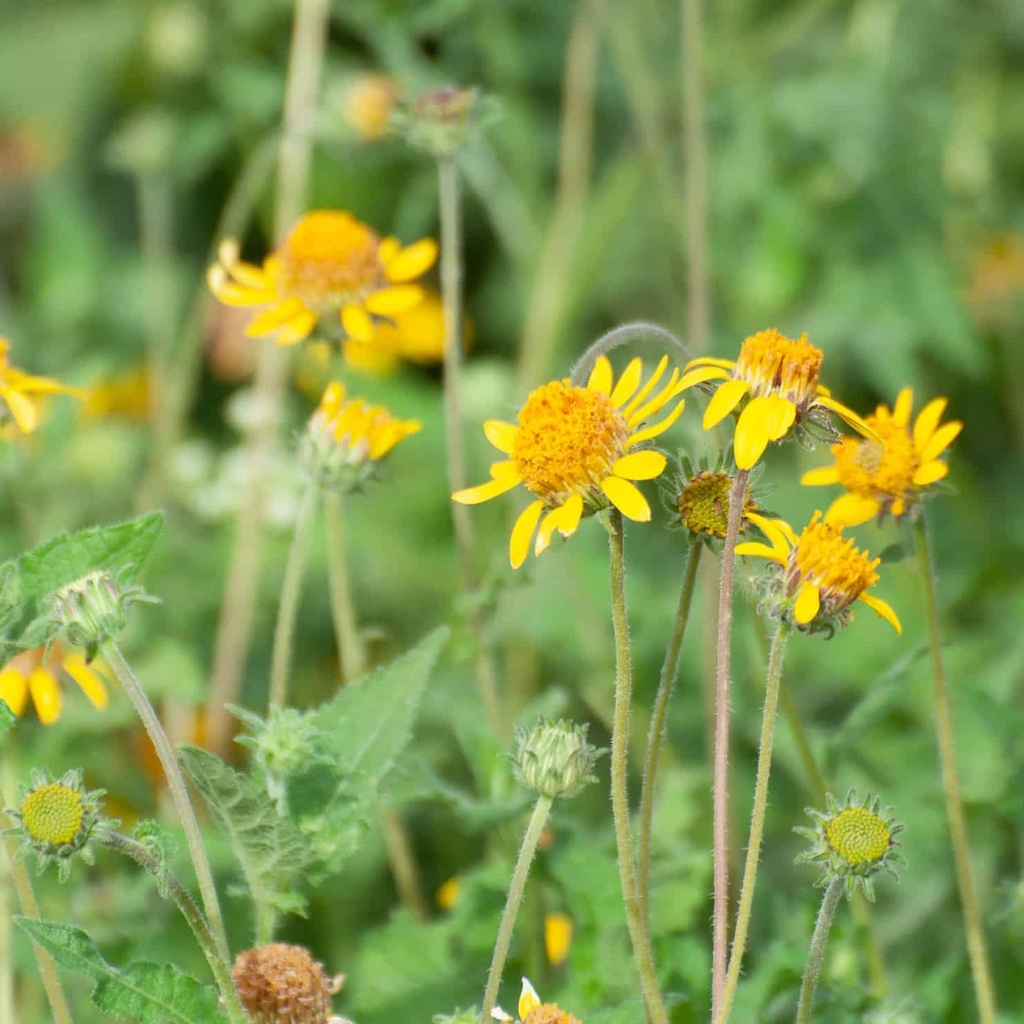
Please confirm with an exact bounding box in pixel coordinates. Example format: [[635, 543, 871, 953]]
[[103, 640, 230, 963], [206, 0, 328, 754], [711, 468, 748, 1017], [324, 492, 368, 684], [438, 155, 504, 739], [795, 877, 844, 1024], [570, 321, 688, 389], [606, 511, 670, 1024], [914, 516, 998, 1024], [480, 794, 553, 1023], [717, 622, 790, 1024], [268, 481, 318, 709], [94, 830, 246, 1024], [638, 540, 702, 914]]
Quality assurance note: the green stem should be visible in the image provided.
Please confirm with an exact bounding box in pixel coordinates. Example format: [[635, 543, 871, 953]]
[[711, 468, 749, 1017], [480, 794, 553, 1024], [638, 540, 702, 914], [1, 746, 73, 1024], [914, 516, 998, 1024], [93, 830, 246, 1024], [324, 491, 368, 684], [438, 156, 504, 740], [606, 510, 670, 1024], [717, 622, 790, 1024], [268, 481, 318, 709], [795, 877, 843, 1024], [102, 640, 230, 964]]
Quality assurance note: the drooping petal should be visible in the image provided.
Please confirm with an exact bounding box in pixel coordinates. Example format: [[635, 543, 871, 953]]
[[2, 388, 39, 433], [28, 667, 61, 725], [601, 476, 651, 521], [678, 364, 731, 390], [913, 397, 949, 449], [244, 298, 310, 337], [587, 355, 613, 395], [510, 500, 545, 568], [274, 310, 319, 347], [63, 655, 108, 709], [824, 492, 880, 528], [206, 266, 273, 306], [801, 465, 842, 487], [816, 395, 878, 441], [384, 238, 438, 282], [452, 462, 522, 504], [918, 421, 962, 463], [734, 541, 787, 561], [626, 397, 686, 446], [912, 461, 949, 487], [793, 582, 821, 624], [483, 420, 518, 455], [609, 357, 644, 407], [703, 379, 750, 429], [622, 355, 668, 418], [534, 508, 563, 556], [892, 387, 914, 427], [746, 512, 795, 553], [859, 592, 902, 634], [519, 978, 542, 1020], [0, 666, 28, 715], [612, 450, 667, 480], [684, 356, 735, 370], [366, 285, 424, 316], [556, 493, 584, 537], [733, 396, 795, 469], [341, 304, 375, 344]]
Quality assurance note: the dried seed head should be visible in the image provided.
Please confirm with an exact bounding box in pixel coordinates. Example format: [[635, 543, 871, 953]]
[[232, 943, 341, 1024]]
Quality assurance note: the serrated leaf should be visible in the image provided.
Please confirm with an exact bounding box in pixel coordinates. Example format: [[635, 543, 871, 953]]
[[14, 918, 222, 1024], [17, 511, 164, 607], [179, 745, 309, 918]]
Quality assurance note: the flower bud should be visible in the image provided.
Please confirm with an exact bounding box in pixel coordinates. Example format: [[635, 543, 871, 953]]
[[51, 571, 159, 660], [512, 719, 603, 800], [394, 87, 495, 158]]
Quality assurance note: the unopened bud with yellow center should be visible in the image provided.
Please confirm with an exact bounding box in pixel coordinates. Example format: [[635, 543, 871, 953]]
[[339, 74, 399, 141], [232, 943, 344, 1024], [796, 789, 905, 901], [513, 719, 604, 800]]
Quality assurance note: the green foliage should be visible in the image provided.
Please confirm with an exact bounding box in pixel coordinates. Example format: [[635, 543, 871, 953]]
[[13, 918, 222, 1024], [0, 696, 13, 737]]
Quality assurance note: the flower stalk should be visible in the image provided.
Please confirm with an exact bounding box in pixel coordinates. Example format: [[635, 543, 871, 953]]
[[795, 876, 844, 1024], [324, 492, 367, 684], [914, 516, 998, 1024]]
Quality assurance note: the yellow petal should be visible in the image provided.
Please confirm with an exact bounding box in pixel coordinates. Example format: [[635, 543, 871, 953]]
[[342, 304, 375, 344], [913, 397, 949, 449], [626, 369, 682, 426], [2, 388, 39, 433], [733, 397, 785, 469], [912, 461, 948, 487], [484, 420, 518, 455], [627, 398, 686, 446], [452, 463, 521, 505], [384, 238, 438, 282], [510, 500, 545, 568], [379, 236, 401, 263], [28, 667, 61, 725], [816, 395, 878, 440], [544, 912, 574, 966], [918, 421, 962, 463], [801, 465, 841, 487], [824, 493, 880, 528], [735, 541, 786, 561], [534, 508, 563, 557], [0, 666, 28, 715], [274, 310, 318, 347], [63, 656, 108, 709], [685, 356, 736, 370], [793, 582, 821, 624], [678, 364, 731, 390], [206, 267, 273, 306], [601, 476, 651, 521], [365, 285, 424, 316], [622, 355, 668, 418], [519, 979, 542, 1020], [612, 450, 667, 480], [556, 493, 584, 537], [859, 592, 902, 634], [703, 379, 750, 429], [587, 355, 613, 395], [892, 387, 914, 428], [610, 357, 644, 407], [745, 512, 794, 553], [243, 298, 310, 337]]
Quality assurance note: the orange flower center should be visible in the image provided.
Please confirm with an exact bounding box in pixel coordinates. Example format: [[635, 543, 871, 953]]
[[277, 211, 384, 309], [832, 409, 919, 505], [523, 1004, 582, 1024], [513, 381, 628, 507], [733, 329, 824, 418], [788, 515, 879, 612]]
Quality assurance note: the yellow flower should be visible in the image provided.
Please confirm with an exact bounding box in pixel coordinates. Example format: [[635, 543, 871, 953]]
[[453, 355, 686, 568], [82, 365, 152, 422], [341, 73, 400, 141], [679, 328, 873, 469], [0, 337, 82, 434], [207, 210, 438, 347], [736, 511, 901, 635], [801, 388, 962, 527], [544, 912, 573, 966], [0, 643, 108, 725], [493, 978, 581, 1024], [436, 876, 461, 911]]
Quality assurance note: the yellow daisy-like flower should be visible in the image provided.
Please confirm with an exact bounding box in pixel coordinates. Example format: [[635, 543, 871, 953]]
[[341, 73, 400, 141], [736, 511, 901, 635], [0, 337, 82, 434], [207, 210, 438, 347], [0, 643, 108, 725], [801, 388, 962, 527], [493, 978, 581, 1024], [679, 328, 873, 469], [544, 912, 573, 966], [453, 355, 687, 568]]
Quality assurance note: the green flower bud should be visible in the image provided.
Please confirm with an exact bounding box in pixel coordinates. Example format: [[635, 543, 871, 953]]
[[393, 87, 498, 158], [512, 719, 604, 800]]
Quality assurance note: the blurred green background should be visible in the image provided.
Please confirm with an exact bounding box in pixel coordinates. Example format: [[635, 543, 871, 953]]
[[2, 0, 1024, 1022]]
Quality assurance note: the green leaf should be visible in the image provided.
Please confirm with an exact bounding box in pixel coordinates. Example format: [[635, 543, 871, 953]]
[[179, 745, 309, 918], [14, 918, 221, 1024], [17, 511, 164, 607], [0, 698, 14, 738]]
